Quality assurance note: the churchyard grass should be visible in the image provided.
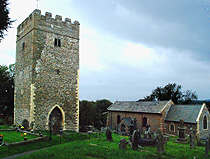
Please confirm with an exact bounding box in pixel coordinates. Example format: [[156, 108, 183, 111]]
[[0, 130, 96, 158], [0, 131, 37, 143], [17, 133, 207, 159]]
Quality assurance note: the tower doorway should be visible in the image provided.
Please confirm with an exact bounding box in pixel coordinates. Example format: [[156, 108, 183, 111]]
[[49, 106, 63, 134]]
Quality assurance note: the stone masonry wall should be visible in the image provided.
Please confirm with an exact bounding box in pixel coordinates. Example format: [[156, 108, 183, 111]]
[[197, 104, 210, 139], [15, 9, 79, 132]]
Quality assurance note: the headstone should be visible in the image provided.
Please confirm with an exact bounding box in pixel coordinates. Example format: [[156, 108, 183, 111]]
[[190, 127, 195, 149], [133, 118, 137, 131], [100, 127, 106, 133], [131, 130, 139, 150], [175, 119, 187, 143], [119, 138, 127, 149], [205, 137, 209, 157], [106, 127, 113, 141], [156, 128, 165, 154]]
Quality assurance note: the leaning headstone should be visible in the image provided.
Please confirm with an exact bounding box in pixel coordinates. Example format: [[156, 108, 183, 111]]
[[131, 130, 139, 150], [190, 127, 195, 149], [119, 138, 127, 149], [156, 128, 165, 154], [106, 127, 113, 141], [205, 137, 209, 157]]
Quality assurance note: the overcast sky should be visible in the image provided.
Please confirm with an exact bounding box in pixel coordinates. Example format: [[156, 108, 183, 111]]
[[1, 0, 210, 102]]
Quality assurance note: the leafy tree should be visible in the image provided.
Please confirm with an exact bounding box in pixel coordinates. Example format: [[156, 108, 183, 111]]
[[79, 100, 96, 131], [95, 99, 112, 128], [0, 0, 14, 42], [0, 64, 14, 124], [139, 83, 198, 104], [79, 99, 112, 131]]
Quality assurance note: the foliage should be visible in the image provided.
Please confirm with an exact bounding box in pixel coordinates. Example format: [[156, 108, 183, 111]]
[[79, 99, 112, 131], [139, 83, 198, 104], [0, 64, 14, 124], [0, 0, 14, 41]]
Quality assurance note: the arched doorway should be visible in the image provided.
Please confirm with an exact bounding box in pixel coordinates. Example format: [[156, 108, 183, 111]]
[[22, 119, 29, 130], [49, 106, 63, 134]]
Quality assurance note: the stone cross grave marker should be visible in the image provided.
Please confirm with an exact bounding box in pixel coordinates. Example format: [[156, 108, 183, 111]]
[[156, 128, 165, 154], [190, 127, 195, 149]]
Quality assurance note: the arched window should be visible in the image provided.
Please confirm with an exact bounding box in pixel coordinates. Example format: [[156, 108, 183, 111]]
[[143, 117, 147, 127], [169, 122, 175, 132], [203, 115, 207, 129], [117, 115, 121, 124]]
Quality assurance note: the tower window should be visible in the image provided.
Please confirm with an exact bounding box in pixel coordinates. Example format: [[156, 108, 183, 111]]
[[58, 39, 61, 47], [54, 38, 61, 47], [22, 42, 25, 50], [56, 69, 60, 75]]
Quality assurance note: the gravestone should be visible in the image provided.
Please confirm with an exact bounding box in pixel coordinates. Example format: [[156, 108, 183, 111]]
[[106, 127, 113, 141], [131, 130, 139, 150], [156, 128, 165, 154], [190, 127, 195, 149], [119, 138, 127, 149], [175, 119, 187, 143], [205, 137, 209, 157]]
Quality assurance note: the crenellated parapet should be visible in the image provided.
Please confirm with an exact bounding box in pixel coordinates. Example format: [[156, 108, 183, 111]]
[[17, 9, 80, 42]]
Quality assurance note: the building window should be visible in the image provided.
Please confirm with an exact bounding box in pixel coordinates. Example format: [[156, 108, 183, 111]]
[[117, 115, 121, 124], [22, 42, 25, 50], [203, 115, 207, 129], [54, 38, 61, 47], [56, 69, 60, 75], [143, 117, 147, 127], [169, 122, 175, 132]]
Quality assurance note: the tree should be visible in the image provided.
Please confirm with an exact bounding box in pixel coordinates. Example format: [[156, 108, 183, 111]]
[[0, 64, 14, 124], [79, 99, 112, 131], [95, 99, 112, 128], [0, 0, 14, 42], [139, 83, 198, 104]]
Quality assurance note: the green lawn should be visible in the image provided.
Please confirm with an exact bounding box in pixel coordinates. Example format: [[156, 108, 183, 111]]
[[0, 131, 37, 143], [0, 127, 208, 159], [0, 130, 95, 158], [18, 133, 208, 159]]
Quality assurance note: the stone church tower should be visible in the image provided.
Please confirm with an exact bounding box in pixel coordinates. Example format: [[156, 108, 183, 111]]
[[14, 9, 80, 132]]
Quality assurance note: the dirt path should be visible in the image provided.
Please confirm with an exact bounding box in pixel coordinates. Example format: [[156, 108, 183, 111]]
[[1, 147, 50, 159]]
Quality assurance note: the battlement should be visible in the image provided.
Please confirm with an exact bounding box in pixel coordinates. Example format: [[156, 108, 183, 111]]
[[17, 9, 80, 39]]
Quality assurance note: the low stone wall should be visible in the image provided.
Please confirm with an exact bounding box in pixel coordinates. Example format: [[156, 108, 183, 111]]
[[6, 136, 48, 147], [0, 129, 16, 131]]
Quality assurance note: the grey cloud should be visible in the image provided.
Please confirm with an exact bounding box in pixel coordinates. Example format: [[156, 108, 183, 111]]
[[71, 0, 210, 60]]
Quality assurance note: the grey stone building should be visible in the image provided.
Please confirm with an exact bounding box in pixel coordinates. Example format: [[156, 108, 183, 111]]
[[14, 9, 80, 132], [165, 103, 210, 139]]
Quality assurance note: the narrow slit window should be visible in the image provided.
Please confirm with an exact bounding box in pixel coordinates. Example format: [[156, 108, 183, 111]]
[[22, 42, 25, 50], [54, 38, 57, 46], [56, 69, 60, 75], [58, 39, 61, 47]]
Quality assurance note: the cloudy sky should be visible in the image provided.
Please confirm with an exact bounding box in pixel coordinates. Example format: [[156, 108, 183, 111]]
[[1, 0, 210, 102]]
